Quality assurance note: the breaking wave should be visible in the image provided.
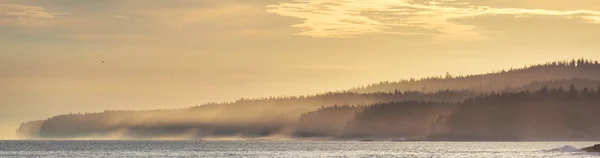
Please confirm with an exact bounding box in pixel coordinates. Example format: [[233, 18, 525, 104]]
[[545, 145, 580, 152]]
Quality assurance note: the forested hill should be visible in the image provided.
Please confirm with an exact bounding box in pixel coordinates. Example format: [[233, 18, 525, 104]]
[[349, 59, 600, 93], [15, 59, 600, 140], [296, 86, 600, 141], [17, 90, 474, 139]]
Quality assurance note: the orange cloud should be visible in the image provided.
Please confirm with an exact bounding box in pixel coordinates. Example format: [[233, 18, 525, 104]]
[[0, 3, 68, 28], [267, 0, 600, 39]]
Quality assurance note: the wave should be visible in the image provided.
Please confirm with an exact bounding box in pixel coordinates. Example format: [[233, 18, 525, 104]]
[[545, 145, 580, 152], [544, 145, 600, 157]]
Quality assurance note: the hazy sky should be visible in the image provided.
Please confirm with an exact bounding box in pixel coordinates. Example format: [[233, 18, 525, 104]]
[[2, 0, 600, 139]]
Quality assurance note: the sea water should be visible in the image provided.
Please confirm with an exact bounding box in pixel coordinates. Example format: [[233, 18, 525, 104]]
[[0, 140, 598, 157]]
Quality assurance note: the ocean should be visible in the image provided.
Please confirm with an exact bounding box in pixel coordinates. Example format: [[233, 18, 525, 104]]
[[0, 140, 598, 157]]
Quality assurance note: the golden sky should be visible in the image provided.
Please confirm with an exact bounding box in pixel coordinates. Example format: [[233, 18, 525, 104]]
[[2, 0, 600, 139]]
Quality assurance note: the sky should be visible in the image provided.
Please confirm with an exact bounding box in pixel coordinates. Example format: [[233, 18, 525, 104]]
[[2, 0, 600, 139]]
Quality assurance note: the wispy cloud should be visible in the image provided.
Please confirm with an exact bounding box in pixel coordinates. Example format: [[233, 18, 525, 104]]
[[266, 0, 600, 39], [0, 3, 68, 28], [113, 15, 131, 19], [0, 4, 44, 11], [0, 4, 68, 19], [5, 10, 66, 19]]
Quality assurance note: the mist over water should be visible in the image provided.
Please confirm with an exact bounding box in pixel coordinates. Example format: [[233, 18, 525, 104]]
[[0, 140, 599, 157], [14, 60, 600, 141]]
